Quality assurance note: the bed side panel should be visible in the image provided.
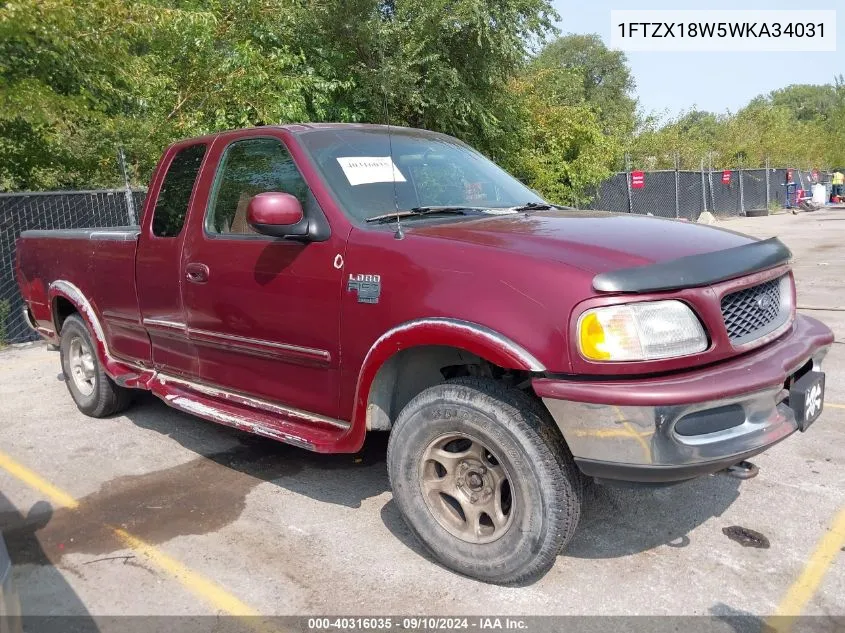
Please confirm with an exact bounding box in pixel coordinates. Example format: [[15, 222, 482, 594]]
[[91, 238, 150, 364]]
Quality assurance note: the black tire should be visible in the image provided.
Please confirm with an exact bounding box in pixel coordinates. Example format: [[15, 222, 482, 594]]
[[387, 377, 582, 585], [60, 314, 133, 417], [745, 208, 769, 217]]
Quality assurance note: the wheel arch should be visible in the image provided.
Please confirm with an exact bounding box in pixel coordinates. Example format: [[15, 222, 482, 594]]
[[47, 280, 127, 378], [339, 318, 546, 451], [49, 281, 106, 344], [53, 295, 79, 334], [48, 280, 151, 389]]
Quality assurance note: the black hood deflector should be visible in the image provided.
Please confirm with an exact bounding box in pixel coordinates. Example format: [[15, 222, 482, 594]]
[[592, 237, 791, 293]]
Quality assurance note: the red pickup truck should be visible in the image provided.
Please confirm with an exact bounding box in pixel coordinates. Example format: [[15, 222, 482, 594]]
[[16, 124, 833, 584]]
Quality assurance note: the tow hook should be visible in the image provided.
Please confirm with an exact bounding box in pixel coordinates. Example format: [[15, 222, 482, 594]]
[[720, 460, 759, 480]]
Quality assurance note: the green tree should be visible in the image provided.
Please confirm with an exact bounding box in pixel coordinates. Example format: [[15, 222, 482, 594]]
[[504, 67, 618, 205], [529, 34, 638, 138], [0, 0, 341, 190], [767, 83, 842, 122], [287, 0, 558, 157], [630, 110, 722, 170], [630, 78, 845, 171], [0, 0, 560, 191], [493, 33, 634, 202]]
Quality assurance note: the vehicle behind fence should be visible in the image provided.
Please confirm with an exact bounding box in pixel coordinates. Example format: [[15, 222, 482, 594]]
[[0, 165, 811, 344], [0, 190, 145, 344], [583, 168, 805, 219]]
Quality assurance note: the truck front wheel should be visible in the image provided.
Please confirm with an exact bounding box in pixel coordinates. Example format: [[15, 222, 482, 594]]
[[386, 377, 582, 585], [60, 314, 133, 418]]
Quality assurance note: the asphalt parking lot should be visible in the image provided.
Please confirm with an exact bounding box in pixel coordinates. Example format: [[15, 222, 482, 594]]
[[1, 209, 844, 624]]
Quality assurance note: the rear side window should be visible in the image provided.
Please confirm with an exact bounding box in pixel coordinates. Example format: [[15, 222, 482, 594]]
[[152, 143, 207, 237]]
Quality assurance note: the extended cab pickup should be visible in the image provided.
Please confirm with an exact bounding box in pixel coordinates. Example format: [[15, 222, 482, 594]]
[[16, 124, 834, 585]]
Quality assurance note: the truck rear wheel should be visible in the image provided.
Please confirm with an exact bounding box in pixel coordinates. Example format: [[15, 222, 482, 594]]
[[60, 314, 133, 418], [387, 377, 581, 585]]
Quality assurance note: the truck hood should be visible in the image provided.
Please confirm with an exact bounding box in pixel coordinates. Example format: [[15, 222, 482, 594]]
[[408, 210, 756, 275]]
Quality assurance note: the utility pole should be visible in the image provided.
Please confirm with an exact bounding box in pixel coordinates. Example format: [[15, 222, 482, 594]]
[[118, 147, 137, 226], [674, 152, 680, 219], [765, 156, 771, 208], [708, 152, 716, 213]]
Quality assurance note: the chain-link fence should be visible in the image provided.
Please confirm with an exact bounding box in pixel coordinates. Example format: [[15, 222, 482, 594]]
[[0, 189, 145, 345], [585, 167, 808, 219]]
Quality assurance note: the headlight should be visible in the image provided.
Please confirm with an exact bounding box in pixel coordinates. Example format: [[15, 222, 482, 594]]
[[577, 300, 707, 361]]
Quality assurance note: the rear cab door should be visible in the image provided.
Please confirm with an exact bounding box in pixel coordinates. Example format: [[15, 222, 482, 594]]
[[136, 139, 210, 378]]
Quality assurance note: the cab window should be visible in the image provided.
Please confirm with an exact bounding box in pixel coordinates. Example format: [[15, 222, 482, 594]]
[[151, 143, 207, 238], [205, 137, 308, 235]]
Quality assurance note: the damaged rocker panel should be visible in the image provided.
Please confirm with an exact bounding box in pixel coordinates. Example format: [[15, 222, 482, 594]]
[[164, 395, 317, 451], [154, 373, 350, 431]]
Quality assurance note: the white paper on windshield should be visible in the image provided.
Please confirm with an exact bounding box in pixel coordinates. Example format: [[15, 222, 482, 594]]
[[336, 156, 407, 186]]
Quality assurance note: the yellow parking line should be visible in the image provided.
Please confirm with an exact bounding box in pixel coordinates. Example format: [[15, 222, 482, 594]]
[[0, 450, 79, 510], [767, 505, 845, 632], [114, 529, 258, 616], [0, 449, 259, 618], [825, 402, 845, 410]]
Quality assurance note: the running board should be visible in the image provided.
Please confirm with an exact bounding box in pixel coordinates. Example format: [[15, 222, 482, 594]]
[[148, 374, 349, 452]]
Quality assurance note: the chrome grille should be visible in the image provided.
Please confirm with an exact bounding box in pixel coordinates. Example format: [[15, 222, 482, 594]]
[[721, 276, 789, 345]]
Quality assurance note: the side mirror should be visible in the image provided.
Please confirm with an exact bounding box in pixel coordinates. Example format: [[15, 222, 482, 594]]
[[247, 192, 308, 238]]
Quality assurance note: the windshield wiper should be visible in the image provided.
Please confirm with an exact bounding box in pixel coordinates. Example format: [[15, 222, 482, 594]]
[[510, 201, 573, 212], [365, 206, 485, 224]]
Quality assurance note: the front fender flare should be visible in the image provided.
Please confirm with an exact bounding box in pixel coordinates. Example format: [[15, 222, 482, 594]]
[[335, 318, 546, 452]]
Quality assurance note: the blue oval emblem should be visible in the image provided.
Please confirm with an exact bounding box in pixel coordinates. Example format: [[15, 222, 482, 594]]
[[755, 293, 773, 311]]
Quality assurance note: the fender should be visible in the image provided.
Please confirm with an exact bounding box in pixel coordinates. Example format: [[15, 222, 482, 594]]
[[48, 280, 149, 387], [334, 317, 547, 452]]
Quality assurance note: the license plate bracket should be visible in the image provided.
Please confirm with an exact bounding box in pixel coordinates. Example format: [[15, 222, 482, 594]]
[[789, 370, 825, 431]]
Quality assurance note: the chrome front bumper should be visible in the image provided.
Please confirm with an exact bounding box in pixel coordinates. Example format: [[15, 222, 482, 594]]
[[539, 347, 829, 483]]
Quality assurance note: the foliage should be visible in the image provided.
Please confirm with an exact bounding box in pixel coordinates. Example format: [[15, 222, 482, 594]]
[[504, 67, 619, 205], [286, 0, 558, 159], [493, 34, 632, 203], [628, 79, 845, 171], [528, 34, 637, 139], [0, 0, 339, 190], [0, 0, 560, 191], [767, 81, 843, 122], [1, 2, 842, 204], [0, 299, 9, 347]]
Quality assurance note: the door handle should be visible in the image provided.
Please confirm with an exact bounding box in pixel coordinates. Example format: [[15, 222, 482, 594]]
[[185, 262, 210, 284]]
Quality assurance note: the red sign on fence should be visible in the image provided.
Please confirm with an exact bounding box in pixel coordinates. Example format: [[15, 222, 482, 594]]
[[631, 171, 645, 189], [721, 170, 731, 185]]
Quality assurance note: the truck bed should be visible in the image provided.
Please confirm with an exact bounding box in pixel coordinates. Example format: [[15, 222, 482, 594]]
[[16, 226, 148, 364]]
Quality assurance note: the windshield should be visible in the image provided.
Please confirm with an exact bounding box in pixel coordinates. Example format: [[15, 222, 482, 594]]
[[298, 126, 545, 223]]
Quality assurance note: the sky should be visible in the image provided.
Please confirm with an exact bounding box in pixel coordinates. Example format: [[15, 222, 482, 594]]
[[551, 0, 843, 121]]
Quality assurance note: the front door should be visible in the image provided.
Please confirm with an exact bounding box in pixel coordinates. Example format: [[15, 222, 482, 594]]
[[181, 133, 344, 419], [137, 141, 208, 377]]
